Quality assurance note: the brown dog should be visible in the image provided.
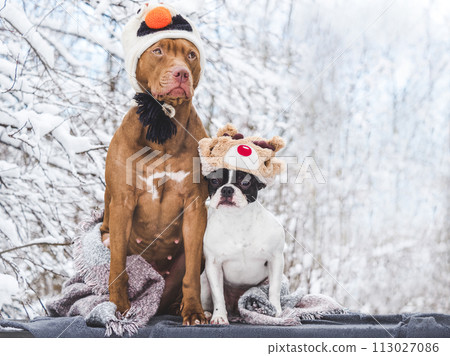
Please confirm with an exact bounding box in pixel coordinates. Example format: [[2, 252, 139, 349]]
[[100, 38, 208, 325]]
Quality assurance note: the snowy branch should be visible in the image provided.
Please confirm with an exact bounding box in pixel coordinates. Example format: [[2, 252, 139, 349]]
[[0, 242, 71, 256]]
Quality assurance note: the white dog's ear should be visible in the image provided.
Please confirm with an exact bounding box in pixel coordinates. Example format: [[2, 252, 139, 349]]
[[256, 178, 266, 191]]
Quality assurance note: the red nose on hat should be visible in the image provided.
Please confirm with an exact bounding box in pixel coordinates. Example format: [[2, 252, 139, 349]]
[[237, 145, 252, 157], [145, 6, 172, 29]]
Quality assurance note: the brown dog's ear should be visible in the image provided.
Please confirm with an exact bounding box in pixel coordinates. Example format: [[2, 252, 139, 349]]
[[217, 123, 238, 137], [268, 136, 285, 153]]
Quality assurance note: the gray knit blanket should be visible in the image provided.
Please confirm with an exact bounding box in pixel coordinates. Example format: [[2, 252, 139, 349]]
[[46, 211, 165, 337], [232, 276, 346, 325], [46, 211, 345, 336]]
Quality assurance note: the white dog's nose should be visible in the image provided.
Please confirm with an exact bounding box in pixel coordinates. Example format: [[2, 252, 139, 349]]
[[221, 186, 234, 197]]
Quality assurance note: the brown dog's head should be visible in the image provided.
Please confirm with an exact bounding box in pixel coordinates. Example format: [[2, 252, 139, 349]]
[[135, 39, 201, 105]]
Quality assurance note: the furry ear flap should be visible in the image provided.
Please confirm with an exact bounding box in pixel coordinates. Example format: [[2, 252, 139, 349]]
[[198, 137, 214, 157], [216, 123, 238, 137], [268, 136, 285, 153]]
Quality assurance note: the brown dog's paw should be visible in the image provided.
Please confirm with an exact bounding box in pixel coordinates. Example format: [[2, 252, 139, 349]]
[[181, 301, 207, 325], [101, 233, 110, 249], [110, 295, 131, 315], [183, 312, 207, 326]]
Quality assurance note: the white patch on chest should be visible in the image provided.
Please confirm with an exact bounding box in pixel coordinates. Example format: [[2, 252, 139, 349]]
[[164, 170, 190, 182], [138, 170, 190, 199]]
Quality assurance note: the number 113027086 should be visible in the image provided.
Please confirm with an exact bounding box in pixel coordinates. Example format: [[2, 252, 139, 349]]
[[372, 342, 439, 353]]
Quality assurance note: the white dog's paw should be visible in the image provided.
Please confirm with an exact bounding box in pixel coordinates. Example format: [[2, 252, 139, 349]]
[[210, 313, 229, 325], [274, 304, 283, 317], [204, 311, 212, 321]]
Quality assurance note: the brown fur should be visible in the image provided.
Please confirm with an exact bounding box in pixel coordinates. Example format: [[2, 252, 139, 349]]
[[100, 39, 208, 325]]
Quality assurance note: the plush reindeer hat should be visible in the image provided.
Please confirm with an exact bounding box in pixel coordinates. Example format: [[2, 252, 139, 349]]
[[122, 2, 206, 93], [199, 124, 285, 182]]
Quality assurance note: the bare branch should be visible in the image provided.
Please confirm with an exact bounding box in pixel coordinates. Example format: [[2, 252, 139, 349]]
[[0, 241, 72, 256]]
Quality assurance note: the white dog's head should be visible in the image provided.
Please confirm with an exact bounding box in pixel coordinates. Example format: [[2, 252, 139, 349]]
[[206, 168, 266, 209]]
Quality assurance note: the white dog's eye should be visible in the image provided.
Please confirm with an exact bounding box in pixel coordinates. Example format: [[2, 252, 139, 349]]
[[241, 180, 250, 186], [211, 178, 219, 185]]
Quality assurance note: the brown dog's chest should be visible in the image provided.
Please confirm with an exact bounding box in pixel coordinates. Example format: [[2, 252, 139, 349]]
[[124, 147, 201, 266], [125, 185, 185, 271], [127, 226, 184, 274]]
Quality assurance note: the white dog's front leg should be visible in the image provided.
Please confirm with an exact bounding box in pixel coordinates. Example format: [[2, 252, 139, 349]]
[[268, 254, 284, 316], [200, 272, 213, 313], [205, 258, 228, 325]]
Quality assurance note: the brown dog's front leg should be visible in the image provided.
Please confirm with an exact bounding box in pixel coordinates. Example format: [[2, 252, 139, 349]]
[[180, 197, 207, 325], [108, 194, 136, 314]]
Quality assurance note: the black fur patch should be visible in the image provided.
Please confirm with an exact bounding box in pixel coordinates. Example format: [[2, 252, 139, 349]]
[[133, 93, 177, 144], [137, 15, 193, 37], [205, 169, 266, 203], [234, 170, 265, 203], [205, 169, 230, 198]]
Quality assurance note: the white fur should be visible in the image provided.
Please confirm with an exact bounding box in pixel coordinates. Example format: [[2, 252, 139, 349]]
[[201, 190, 285, 325], [164, 170, 190, 182], [138, 170, 189, 199]]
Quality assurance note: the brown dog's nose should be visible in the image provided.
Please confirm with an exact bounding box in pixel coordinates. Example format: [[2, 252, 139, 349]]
[[172, 66, 189, 83]]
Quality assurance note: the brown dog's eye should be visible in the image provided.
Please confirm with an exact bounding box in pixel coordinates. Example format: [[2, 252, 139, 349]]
[[152, 48, 162, 55], [187, 51, 197, 60]]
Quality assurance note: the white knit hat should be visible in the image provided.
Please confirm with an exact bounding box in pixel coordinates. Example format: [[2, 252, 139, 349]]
[[121, 2, 206, 93]]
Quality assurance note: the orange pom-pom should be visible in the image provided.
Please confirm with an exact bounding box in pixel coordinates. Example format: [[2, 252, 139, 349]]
[[145, 7, 172, 29]]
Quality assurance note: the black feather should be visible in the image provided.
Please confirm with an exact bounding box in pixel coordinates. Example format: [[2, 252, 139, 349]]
[[133, 93, 177, 144]]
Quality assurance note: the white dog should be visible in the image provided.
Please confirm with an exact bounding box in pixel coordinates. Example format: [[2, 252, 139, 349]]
[[200, 168, 285, 325]]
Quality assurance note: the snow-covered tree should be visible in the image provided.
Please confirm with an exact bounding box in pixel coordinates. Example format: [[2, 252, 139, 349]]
[[0, 0, 448, 319]]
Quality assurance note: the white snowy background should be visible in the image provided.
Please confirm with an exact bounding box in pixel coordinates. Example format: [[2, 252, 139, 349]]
[[0, 0, 448, 319]]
